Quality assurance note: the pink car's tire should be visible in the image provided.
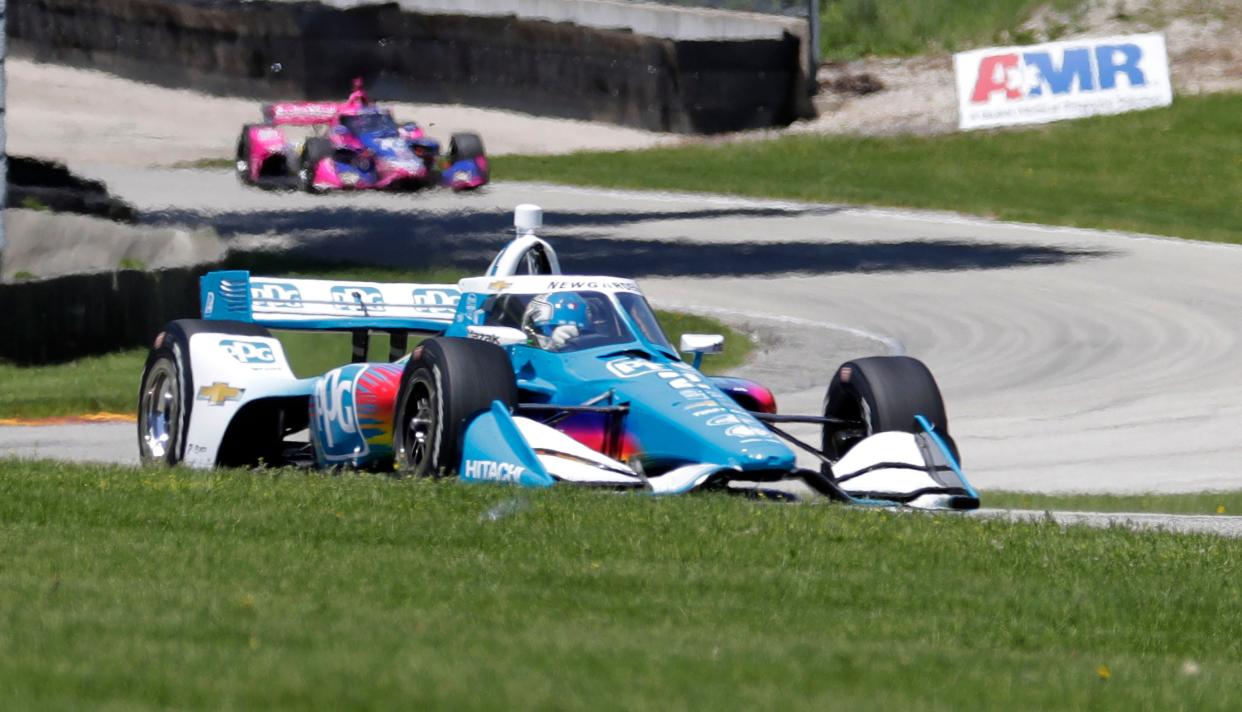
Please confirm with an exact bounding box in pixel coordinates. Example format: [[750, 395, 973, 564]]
[[235, 125, 259, 186], [449, 132, 485, 162], [299, 137, 333, 193]]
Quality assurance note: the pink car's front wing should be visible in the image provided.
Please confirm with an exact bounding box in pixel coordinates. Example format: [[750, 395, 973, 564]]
[[309, 154, 489, 192]]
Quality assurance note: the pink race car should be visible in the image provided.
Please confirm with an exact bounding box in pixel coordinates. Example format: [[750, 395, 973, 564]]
[[235, 80, 488, 193]]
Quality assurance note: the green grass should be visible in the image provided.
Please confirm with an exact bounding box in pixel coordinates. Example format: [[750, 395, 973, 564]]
[[1, 459, 1240, 709], [19, 196, 50, 212], [0, 259, 751, 418], [166, 156, 235, 171], [818, 0, 1083, 59], [620, 1, 1085, 59], [497, 93, 1242, 244], [0, 350, 149, 418], [985, 490, 1242, 516], [649, 309, 751, 372]]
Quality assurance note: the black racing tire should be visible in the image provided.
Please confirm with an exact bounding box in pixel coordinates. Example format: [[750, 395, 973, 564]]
[[819, 355, 956, 467], [136, 319, 273, 466], [449, 132, 485, 162], [235, 126, 258, 186], [299, 137, 333, 193], [392, 337, 517, 477]]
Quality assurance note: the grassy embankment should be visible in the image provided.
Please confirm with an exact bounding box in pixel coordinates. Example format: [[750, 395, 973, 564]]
[[816, 0, 1085, 59], [0, 459, 1239, 710], [0, 262, 750, 420], [497, 93, 1242, 245], [629, 0, 1085, 59]]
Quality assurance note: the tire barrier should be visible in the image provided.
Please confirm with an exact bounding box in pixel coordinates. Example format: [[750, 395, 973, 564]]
[[7, 0, 811, 134], [0, 265, 215, 365]]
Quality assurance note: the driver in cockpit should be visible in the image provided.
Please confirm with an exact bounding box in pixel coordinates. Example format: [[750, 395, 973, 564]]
[[521, 292, 593, 351]]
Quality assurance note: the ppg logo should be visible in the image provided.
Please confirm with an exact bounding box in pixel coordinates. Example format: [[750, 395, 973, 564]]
[[726, 424, 773, 440], [606, 357, 666, 379], [220, 339, 276, 364], [312, 366, 362, 458], [413, 288, 460, 316], [330, 286, 385, 312], [251, 282, 303, 308]]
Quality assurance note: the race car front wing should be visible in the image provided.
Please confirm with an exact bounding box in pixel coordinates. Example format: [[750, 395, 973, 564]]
[[458, 400, 979, 510]]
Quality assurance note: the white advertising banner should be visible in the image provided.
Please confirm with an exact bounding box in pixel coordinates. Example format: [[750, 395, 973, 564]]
[[954, 33, 1172, 131]]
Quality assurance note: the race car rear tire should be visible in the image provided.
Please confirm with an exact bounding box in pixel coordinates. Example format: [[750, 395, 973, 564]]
[[819, 355, 956, 468], [392, 337, 517, 478], [449, 132, 485, 162], [137, 319, 274, 466], [299, 137, 333, 193]]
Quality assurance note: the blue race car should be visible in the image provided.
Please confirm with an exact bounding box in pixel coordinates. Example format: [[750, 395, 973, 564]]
[[137, 205, 977, 509]]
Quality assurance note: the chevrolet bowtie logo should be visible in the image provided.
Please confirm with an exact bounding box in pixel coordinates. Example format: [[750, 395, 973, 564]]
[[197, 382, 244, 406], [488, 280, 511, 291]]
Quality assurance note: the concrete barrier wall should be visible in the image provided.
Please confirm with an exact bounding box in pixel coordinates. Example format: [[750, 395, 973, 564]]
[[0, 266, 211, 365], [7, 0, 810, 133], [3, 209, 226, 282]]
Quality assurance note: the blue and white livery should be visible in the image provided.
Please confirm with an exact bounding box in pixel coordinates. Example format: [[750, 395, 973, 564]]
[[137, 205, 977, 510]]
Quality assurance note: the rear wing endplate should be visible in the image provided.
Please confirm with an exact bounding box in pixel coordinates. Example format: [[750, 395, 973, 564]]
[[200, 270, 461, 332]]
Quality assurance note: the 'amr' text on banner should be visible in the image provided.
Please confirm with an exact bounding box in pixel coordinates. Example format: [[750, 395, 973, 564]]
[[953, 33, 1172, 131]]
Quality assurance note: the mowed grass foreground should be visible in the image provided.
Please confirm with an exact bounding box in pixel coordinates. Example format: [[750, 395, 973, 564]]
[[2, 461, 1241, 709], [497, 93, 1242, 244]]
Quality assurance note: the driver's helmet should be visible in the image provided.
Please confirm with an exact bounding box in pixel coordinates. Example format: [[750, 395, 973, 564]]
[[522, 292, 592, 350]]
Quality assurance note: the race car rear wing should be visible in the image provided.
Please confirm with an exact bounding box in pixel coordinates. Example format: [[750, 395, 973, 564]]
[[200, 271, 461, 332], [261, 102, 340, 126]]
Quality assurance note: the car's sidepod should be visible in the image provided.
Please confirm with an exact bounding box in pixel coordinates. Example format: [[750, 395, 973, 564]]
[[513, 347, 796, 474], [309, 362, 403, 468]]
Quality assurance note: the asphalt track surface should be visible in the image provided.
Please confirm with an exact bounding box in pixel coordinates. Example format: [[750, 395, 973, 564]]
[[6, 167, 1242, 534]]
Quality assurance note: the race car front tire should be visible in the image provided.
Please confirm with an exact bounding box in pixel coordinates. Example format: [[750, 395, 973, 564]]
[[392, 337, 517, 478], [449, 132, 485, 162], [299, 137, 333, 193], [819, 355, 957, 467], [235, 126, 257, 185], [136, 319, 274, 466]]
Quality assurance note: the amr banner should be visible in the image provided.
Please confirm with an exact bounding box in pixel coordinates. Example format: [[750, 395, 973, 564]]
[[954, 33, 1172, 131]]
